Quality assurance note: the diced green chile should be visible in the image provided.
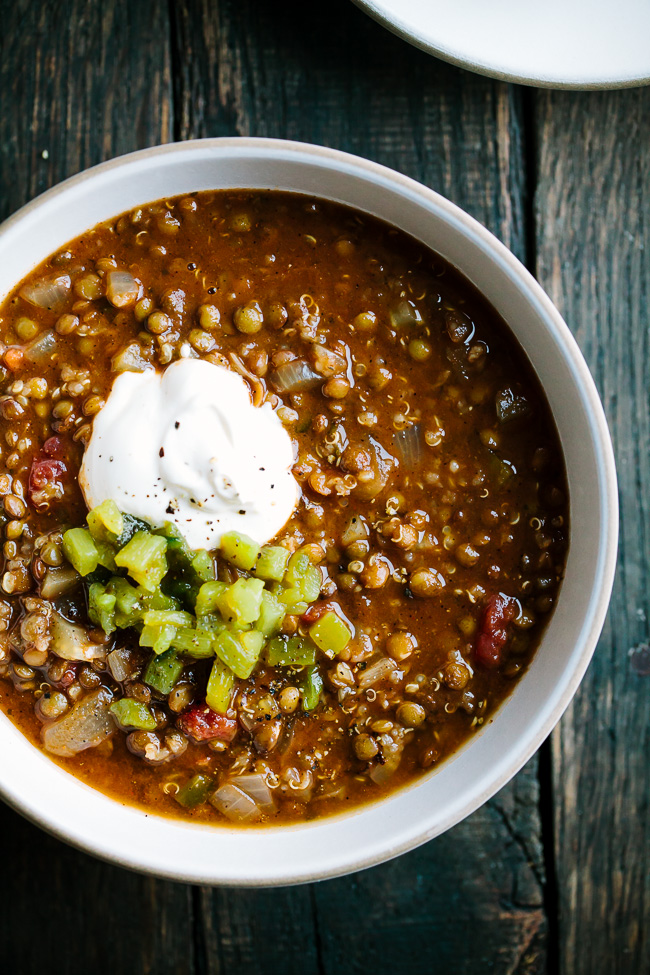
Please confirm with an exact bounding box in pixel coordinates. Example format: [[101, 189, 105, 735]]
[[220, 531, 260, 571], [206, 657, 236, 712], [301, 665, 324, 711], [266, 635, 316, 667], [175, 773, 214, 809], [110, 698, 157, 731], [144, 649, 184, 694], [62, 527, 99, 576], [115, 531, 168, 592]]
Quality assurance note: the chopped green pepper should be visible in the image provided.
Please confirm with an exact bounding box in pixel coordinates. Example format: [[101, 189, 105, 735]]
[[87, 583, 117, 635], [144, 649, 184, 694], [174, 773, 214, 809], [285, 550, 310, 587], [220, 531, 260, 571], [195, 580, 228, 618], [109, 698, 156, 731], [309, 611, 352, 657], [142, 609, 194, 628], [214, 629, 263, 679], [115, 531, 168, 592], [62, 527, 99, 576], [77, 506, 334, 690], [94, 538, 118, 572], [139, 622, 176, 656], [171, 625, 216, 658], [223, 577, 264, 624], [301, 664, 323, 711], [254, 545, 290, 582], [110, 577, 142, 616], [266, 635, 316, 667], [87, 499, 123, 538], [256, 590, 285, 636], [156, 522, 215, 582], [206, 657, 236, 712], [277, 587, 309, 615], [115, 513, 150, 548], [191, 549, 215, 582]]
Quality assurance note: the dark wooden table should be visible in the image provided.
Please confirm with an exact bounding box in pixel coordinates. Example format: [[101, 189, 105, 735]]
[[0, 2, 648, 972]]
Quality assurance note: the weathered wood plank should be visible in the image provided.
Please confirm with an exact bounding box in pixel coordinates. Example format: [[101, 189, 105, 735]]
[[195, 884, 320, 975], [0, 4, 190, 974], [173, 2, 545, 972], [0, 821, 196, 975], [0, 0, 173, 222], [535, 88, 650, 975], [313, 764, 547, 975], [172, 0, 526, 252]]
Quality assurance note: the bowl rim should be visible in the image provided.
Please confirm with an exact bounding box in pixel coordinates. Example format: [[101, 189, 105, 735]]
[[350, 0, 650, 90], [0, 137, 619, 884]]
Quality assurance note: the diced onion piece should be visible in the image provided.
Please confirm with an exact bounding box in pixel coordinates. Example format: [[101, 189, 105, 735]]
[[238, 711, 257, 735], [393, 424, 422, 467], [51, 612, 107, 661], [228, 352, 265, 408], [111, 342, 151, 373], [232, 773, 275, 811], [312, 345, 347, 377], [106, 270, 139, 308], [107, 646, 139, 682], [24, 329, 57, 364], [314, 785, 345, 802], [341, 514, 368, 547], [210, 783, 262, 822], [357, 657, 396, 690], [369, 748, 402, 784], [389, 299, 422, 328], [40, 566, 80, 600], [20, 273, 71, 311], [42, 686, 115, 757], [281, 767, 313, 800], [270, 358, 322, 392]]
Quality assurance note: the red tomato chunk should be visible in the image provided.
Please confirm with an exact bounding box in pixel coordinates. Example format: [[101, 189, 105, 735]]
[[177, 704, 238, 743], [28, 437, 68, 509], [475, 594, 517, 668]]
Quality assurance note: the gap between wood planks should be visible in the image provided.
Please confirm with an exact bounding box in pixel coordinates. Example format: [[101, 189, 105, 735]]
[[520, 83, 562, 975]]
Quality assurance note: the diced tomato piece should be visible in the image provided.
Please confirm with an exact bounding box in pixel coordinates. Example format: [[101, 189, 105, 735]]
[[27, 438, 69, 509], [42, 436, 66, 459], [301, 600, 336, 624], [28, 458, 67, 508], [475, 593, 517, 668], [177, 703, 238, 743]]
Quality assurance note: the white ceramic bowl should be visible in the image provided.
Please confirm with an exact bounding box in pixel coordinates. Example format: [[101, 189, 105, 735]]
[[352, 0, 650, 89], [0, 139, 618, 885]]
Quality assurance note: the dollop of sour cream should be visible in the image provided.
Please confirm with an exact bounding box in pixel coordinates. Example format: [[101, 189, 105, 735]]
[[79, 359, 300, 550]]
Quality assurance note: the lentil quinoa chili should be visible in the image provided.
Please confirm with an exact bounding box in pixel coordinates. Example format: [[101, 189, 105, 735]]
[[0, 190, 568, 825]]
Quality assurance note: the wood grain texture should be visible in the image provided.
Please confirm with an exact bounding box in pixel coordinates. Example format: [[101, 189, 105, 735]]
[[1, 0, 644, 963], [0, 4, 190, 975], [172, 3, 546, 972], [0, 815, 196, 975], [171, 0, 526, 254], [0, 0, 173, 222], [535, 89, 650, 975]]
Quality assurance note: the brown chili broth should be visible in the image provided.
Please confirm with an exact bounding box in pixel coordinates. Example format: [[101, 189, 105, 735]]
[[0, 190, 569, 824]]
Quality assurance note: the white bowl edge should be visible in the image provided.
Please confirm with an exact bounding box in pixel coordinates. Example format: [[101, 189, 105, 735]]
[[0, 139, 619, 885], [350, 0, 650, 90]]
